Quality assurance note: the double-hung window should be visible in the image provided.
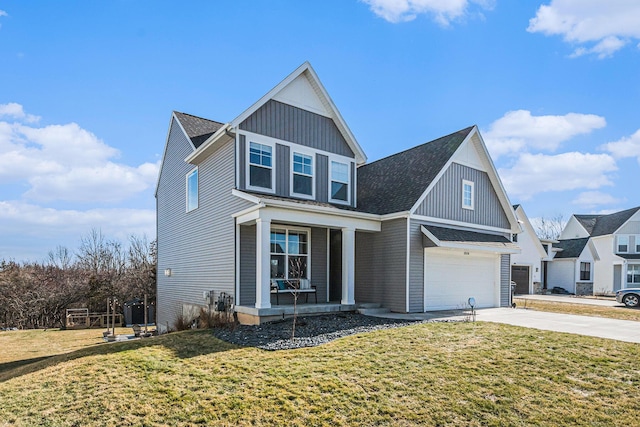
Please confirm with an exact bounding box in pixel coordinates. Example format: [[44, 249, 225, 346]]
[[627, 265, 640, 285], [617, 236, 629, 253], [186, 167, 198, 212], [270, 228, 309, 280], [292, 152, 313, 198], [248, 141, 273, 190], [579, 262, 591, 281], [635, 236, 640, 253], [462, 180, 474, 210], [330, 160, 350, 203]]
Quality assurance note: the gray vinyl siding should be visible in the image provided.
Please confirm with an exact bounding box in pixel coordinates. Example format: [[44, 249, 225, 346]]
[[238, 135, 246, 189], [500, 254, 511, 307], [408, 220, 426, 312], [316, 154, 328, 203], [240, 99, 354, 157], [415, 163, 510, 229], [239, 225, 256, 306], [311, 227, 328, 302], [618, 221, 640, 235], [156, 119, 252, 329], [275, 144, 290, 197], [355, 218, 407, 313]]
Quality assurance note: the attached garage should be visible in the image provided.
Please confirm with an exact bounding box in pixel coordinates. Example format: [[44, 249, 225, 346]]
[[424, 249, 499, 310], [511, 265, 530, 294]]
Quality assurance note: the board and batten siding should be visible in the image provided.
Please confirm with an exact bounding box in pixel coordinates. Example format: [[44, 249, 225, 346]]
[[618, 221, 640, 235], [408, 220, 426, 312], [156, 119, 252, 329], [355, 218, 407, 313], [415, 163, 510, 230], [239, 225, 256, 306], [240, 99, 354, 157], [500, 254, 511, 307]]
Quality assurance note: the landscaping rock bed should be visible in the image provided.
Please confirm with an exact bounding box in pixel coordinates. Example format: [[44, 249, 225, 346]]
[[213, 312, 442, 351]]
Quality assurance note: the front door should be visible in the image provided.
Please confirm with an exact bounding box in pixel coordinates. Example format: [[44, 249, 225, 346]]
[[329, 229, 342, 302]]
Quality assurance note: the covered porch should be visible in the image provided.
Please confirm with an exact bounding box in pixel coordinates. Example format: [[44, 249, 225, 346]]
[[233, 200, 380, 324]]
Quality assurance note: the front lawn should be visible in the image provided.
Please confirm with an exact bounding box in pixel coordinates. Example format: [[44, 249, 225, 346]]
[[513, 297, 640, 321], [1, 323, 639, 426]]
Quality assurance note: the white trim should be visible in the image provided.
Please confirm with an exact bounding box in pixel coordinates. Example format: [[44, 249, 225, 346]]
[[329, 158, 352, 205], [462, 179, 474, 210], [232, 188, 262, 204], [155, 112, 196, 197], [229, 62, 367, 165], [235, 130, 240, 189], [421, 225, 520, 254], [406, 217, 411, 313], [326, 228, 330, 302], [635, 234, 640, 253], [235, 223, 240, 304], [290, 148, 316, 200], [184, 123, 231, 164], [245, 137, 276, 194], [186, 166, 199, 212], [617, 235, 629, 253], [410, 214, 513, 234]]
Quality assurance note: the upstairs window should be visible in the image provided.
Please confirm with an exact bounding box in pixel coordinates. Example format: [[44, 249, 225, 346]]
[[248, 141, 273, 190], [579, 262, 591, 281], [186, 167, 198, 212], [617, 236, 629, 253], [462, 180, 474, 210], [292, 152, 313, 198], [636, 236, 640, 253], [330, 160, 350, 203]]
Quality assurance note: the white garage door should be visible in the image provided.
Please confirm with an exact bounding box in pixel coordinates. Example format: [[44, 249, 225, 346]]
[[424, 250, 499, 311]]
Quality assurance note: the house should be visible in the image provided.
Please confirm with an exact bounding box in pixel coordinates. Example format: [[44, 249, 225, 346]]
[[547, 237, 599, 295], [551, 207, 640, 295], [155, 62, 521, 328], [510, 204, 554, 294]]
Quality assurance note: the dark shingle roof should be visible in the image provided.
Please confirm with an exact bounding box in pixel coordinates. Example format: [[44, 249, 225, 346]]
[[423, 225, 511, 243], [356, 126, 474, 214], [590, 207, 640, 236], [619, 254, 640, 260], [553, 238, 589, 259], [574, 215, 600, 235], [174, 111, 225, 148]]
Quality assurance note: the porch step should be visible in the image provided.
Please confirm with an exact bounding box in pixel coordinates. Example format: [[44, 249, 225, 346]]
[[357, 307, 391, 316]]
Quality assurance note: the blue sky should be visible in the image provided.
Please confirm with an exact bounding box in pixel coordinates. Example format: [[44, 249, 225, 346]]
[[1, 0, 639, 261]]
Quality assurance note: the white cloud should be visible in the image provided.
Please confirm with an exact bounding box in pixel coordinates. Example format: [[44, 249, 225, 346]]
[[361, 0, 493, 25], [528, 0, 640, 58], [483, 110, 606, 158], [571, 191, 624, 208], [499, 152, 617, 200], [0, 107, 160, 203], [0, 102, 40, 123], [601, 128, 640, 164]]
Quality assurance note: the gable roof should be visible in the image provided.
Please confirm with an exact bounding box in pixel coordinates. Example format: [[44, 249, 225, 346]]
[[421, 225, 520, 254], [356, 126, 473, 215], [571, 207, 640, 237], [553, 238, 589, 259], [173, 111, 225, 149]]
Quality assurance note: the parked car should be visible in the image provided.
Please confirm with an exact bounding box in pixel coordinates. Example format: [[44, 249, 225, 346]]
[[616, 288, 640, 307]]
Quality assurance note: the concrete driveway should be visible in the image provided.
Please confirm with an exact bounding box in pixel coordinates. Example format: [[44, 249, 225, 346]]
[[514, 294, 620, 307], [477, 308, 640, 344]]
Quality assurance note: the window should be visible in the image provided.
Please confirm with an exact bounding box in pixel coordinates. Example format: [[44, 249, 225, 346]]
[[330, 160, 349, 203], [579, 262, 591, 281], [186, 168, 198, 212], [628, 265, 640, 285], [248, 141, 273, 190], [636, 236, 640, 253], [292, 152, 313, 197], [617, 236, 629, 253], [462, 180, 474, 210], [270, 228, 309, 280]]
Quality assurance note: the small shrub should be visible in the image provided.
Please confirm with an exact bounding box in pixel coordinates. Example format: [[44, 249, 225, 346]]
[[197, 307, 235, 330], [172, 314, 193, 331]]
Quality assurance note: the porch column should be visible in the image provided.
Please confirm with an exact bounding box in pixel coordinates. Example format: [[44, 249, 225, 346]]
[[255, 218, 271, 309], [341, 227, 355, 305]]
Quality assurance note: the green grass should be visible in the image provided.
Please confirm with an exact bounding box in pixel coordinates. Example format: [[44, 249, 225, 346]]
[[1, 324, 639, 426], [514, 297, 640, 321]]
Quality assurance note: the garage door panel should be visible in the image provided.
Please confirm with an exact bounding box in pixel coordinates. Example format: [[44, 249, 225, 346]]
[[424, 251, 498, 311]]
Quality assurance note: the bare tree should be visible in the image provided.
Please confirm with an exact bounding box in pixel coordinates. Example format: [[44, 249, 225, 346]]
[[534, 214, 565, 240]]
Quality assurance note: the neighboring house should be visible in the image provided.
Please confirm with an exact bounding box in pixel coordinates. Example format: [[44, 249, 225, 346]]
[[510, 205, 551, 294], [155, 62, 521, 328], [554, 207, 640, 295], [547, 237, 599, 295]]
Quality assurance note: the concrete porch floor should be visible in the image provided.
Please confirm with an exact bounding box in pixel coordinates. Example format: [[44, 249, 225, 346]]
[[235, 302, 357, 325]]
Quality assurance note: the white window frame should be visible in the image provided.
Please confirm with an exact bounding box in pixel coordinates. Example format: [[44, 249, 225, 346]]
[[269, 225, 311, 281], [329, 158, 351, 205], [462, 179, 475, 210], [579, 261, 591, 281], [186, 167, 198, 212], [617, 235, 629, 253], [627, 264, 640, 285], [290, 149, 315, 200], [246, 138, 276, 193], [635, 235, 640, 253]]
